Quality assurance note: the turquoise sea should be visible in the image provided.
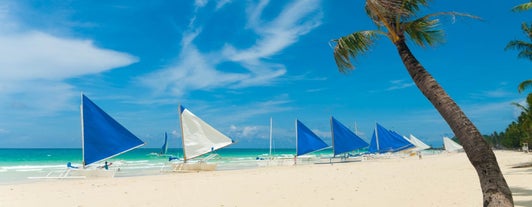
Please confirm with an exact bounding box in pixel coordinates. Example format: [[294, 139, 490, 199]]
[[0, 148, 338, 184]]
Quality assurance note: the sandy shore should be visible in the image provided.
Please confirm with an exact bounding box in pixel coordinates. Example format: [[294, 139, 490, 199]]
[[1, 150, 530, 207]]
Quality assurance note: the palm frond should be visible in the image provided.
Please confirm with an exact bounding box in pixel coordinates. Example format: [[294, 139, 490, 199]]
[[521, 22, 532, 40], [512, 102, 529, 113], [403, 17, 443, 47], [518, 50, 532, 60], [402, 12, 478, 47], [401, 0, 430, 14], [518, 80, 532, 93], [332, 30, 384, 73], [506, 41, 532, 61], [506, 23, 532, 60], [512, 2, 532, 12]]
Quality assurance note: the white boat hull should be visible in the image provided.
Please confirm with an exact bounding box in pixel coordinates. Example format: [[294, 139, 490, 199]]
[[172, 162, 217, 172]]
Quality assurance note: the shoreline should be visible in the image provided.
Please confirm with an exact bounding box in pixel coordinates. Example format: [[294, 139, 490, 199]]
[[1, 150, 530, 207]]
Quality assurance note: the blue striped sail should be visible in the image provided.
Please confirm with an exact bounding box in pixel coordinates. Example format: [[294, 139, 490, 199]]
[[369, 123, 414, 153], [296, 120, 328, 156], [81, 94, 145, 167], [330, 117, 369, 156]]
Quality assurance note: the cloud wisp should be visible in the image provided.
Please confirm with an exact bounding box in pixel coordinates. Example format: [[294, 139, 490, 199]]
[[141, 0, 323, 97], [0, 2, 138, 115]]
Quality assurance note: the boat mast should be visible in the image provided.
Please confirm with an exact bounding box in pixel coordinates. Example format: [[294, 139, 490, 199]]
[[80, 93, 86, 168], [295, 119, 298, 165], [375, 122, 380, 153], [330, 117, 335, 155], [178, 105, 187, 163], [269, 117, 272, 159]]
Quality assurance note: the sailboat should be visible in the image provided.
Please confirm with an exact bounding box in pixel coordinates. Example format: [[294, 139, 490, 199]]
[[77, 94, 145, 176], [159, 132, 169, 155], [443, 136, 463, 152], [149, 132, 171, 156], [174, 105, 234, 171], [295, 119, 329, 164], [30, 94, 145, 179], [369, 123, 415, 153], [330, 117, 369, 157]]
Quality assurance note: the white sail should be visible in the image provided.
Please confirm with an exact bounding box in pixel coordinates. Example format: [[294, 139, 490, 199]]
[[409, 134, 431, 151], [443, 136, 463, 152], [180, 106, 233, 161]]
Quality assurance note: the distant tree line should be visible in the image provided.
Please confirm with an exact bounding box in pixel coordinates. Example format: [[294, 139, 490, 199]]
[[479, 94, 532, 149]]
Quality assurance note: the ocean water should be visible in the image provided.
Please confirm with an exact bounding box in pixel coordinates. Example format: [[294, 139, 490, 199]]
[[0, 148, 337, 184]]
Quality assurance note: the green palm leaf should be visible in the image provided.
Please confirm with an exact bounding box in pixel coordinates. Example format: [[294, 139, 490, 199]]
[[518, 80, 532, 93], [512, 2, 532, 12], [332, 30, 384, 72], [401, 0, 430, 14], [506, 23, 532, 61], [403, 16, 443, 47]]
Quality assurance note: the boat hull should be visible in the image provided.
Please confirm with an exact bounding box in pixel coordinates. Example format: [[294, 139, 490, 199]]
[[69, 168, 116, 177], [172, 162, 217, 172]]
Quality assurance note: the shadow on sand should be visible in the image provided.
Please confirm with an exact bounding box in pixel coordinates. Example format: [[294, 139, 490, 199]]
[[511, 186, 532, 207]]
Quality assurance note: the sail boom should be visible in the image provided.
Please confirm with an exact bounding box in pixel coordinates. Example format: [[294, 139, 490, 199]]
[[304, 146, 332, 155], [85, 143, 145, 167]]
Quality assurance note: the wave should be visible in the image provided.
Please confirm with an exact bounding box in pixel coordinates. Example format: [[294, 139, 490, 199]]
[[1, 164, 66, 171]]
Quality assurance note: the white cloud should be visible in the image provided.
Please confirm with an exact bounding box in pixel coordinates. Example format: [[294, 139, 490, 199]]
[[229, 0, 321, 61], [386, 79, 415, 91], [0, 31, 138, 114], [0, 3, 138, 115], [242, 126, 259, 137], [141, 0, 322, 96], [229, 124, 261, 139], [140, 40, 247, 96], [370, 79, 415, 93], [215, 0, 232, 10], [0, 32, 137, 81], [195, 0, 208, 8]]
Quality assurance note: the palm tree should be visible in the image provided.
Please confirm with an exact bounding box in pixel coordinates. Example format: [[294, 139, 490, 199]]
[[331, 1, 513, 206], [507, 1, 532, 93]]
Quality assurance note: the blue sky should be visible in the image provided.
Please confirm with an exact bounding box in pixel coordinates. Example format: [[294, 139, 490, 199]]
[[0, 0, 530, 149]]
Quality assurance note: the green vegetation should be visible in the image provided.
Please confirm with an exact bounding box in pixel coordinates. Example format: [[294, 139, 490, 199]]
[[482, 94, 532, 149]]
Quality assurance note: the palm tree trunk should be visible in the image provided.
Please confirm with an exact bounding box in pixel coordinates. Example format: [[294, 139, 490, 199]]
[[394, 39, 514, 207]]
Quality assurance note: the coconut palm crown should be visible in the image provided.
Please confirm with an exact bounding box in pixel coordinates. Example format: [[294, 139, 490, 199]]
[[331, 0, 513, 206], [333, 0, 448, 71]]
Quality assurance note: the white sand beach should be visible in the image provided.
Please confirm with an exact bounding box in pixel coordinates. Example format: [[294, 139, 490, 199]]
[[1, 150, 530, 207]]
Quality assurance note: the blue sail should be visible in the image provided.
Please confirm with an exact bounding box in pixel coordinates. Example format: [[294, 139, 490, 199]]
[[369, 123, 414, 153], [331, 117, 369, 156], [296, 120, 328, 156], [160, 132, 168, 155], [82, 94, 145, 167]]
